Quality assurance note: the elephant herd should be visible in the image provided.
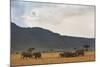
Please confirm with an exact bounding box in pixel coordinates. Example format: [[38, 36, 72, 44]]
[[59, 50, 84, 58], [21, 52, 41, 59], [21, 50, 84, 59]]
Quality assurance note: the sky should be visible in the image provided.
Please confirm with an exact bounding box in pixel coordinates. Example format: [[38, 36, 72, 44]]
[[11, 0, 95, 38]]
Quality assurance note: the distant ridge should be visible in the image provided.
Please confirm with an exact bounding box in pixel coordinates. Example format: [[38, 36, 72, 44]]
[[11, 23, 95, 51]]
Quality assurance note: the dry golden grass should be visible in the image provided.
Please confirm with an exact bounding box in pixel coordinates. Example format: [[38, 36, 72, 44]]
[[11, 51, 95, 66]]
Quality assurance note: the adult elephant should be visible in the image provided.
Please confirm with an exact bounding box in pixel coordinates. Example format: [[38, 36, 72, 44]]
[[33, 52, 42, 59], [59, 52, 76, 58], [21, 51, 33, 59], [75, 50, 84, 56]]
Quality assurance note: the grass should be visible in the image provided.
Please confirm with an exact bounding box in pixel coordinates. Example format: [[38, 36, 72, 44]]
[[11, 51, 95, 66]]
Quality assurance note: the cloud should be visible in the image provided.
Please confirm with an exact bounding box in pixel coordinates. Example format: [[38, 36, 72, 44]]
[[21, 4, 94, 25], [55, 12, 95, 37], [11, 1, 95, 38]]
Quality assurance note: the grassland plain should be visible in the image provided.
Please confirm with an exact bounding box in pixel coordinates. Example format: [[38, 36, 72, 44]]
[[11, 51, 95, 66]]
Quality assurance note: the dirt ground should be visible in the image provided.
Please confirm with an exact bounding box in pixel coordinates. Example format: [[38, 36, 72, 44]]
[[11, 51, 95, 66]]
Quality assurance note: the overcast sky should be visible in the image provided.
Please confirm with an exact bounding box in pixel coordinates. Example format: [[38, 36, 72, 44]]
[[11, 1, 95, 38]]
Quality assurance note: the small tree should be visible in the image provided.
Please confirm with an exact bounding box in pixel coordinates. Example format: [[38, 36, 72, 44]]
[[74, 48, 77, 50], [27, 48, 35, 53], [49, 49, 54, 52], [83, 45, 90, 51], [15, 51, 19, 54]]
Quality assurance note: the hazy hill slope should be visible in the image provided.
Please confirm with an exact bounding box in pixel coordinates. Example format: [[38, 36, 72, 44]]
[[11, 23, 95, 51]]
